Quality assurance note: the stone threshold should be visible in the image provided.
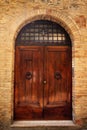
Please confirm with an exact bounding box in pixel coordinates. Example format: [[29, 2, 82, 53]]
[[11, 120, 76, 127]]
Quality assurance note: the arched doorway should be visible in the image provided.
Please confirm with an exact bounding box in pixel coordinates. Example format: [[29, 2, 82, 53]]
[[14, 20, 72, 120]]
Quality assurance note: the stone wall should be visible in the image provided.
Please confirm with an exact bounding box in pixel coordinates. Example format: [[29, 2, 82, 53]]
[[0, 0, 87, 130]]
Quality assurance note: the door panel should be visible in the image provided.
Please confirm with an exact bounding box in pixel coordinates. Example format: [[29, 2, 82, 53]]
[[44, 46, 72, 120], [14, 46, 72, 120], [14, 46, 43, 120]]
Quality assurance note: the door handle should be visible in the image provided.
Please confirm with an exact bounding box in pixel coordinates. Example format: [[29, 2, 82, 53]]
[[25, 72, 32, 80], [55, 72, 62, 80], [43, 80, 47, 84]]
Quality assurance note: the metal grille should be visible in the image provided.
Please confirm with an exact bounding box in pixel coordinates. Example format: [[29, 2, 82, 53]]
[[16, 20, 71, 46]]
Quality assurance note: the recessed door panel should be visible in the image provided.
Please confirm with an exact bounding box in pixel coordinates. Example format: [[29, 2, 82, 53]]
[[44, 46, 72, 120], [14, 46, 43, 120]]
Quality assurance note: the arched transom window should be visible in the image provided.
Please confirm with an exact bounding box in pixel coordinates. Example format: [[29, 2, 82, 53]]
[[16, 20, 71, 46]]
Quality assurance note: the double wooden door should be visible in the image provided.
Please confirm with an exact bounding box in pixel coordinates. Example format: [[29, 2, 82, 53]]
[[14, 46, 72, 120]]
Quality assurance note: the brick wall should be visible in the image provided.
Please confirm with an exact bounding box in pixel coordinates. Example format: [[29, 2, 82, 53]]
[[0, 0, 87, 130]]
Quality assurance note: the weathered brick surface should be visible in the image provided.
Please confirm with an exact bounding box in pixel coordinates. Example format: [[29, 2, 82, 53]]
[[0, 0, 87, 130]]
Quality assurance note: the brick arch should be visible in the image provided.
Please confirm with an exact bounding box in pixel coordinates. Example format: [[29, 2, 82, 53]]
[[14, 9, 81, 48]]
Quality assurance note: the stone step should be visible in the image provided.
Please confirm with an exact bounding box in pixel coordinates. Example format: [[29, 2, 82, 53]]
[[10, 121, 83, 130]]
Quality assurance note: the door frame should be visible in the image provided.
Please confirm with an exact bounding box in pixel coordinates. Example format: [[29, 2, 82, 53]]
[[14, 18, 74, 123]]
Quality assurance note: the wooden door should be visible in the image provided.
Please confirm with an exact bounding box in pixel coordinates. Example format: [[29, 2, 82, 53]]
[[14, 46, 72, 120], [14, 46, 44, 120], [44, 46, 72, 120]]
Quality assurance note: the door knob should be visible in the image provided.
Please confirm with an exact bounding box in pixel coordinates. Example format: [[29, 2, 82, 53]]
[[43, 80, 47, 84]]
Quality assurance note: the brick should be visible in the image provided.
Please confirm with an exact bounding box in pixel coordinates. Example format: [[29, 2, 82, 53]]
[[0, 0, 87, 130]]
